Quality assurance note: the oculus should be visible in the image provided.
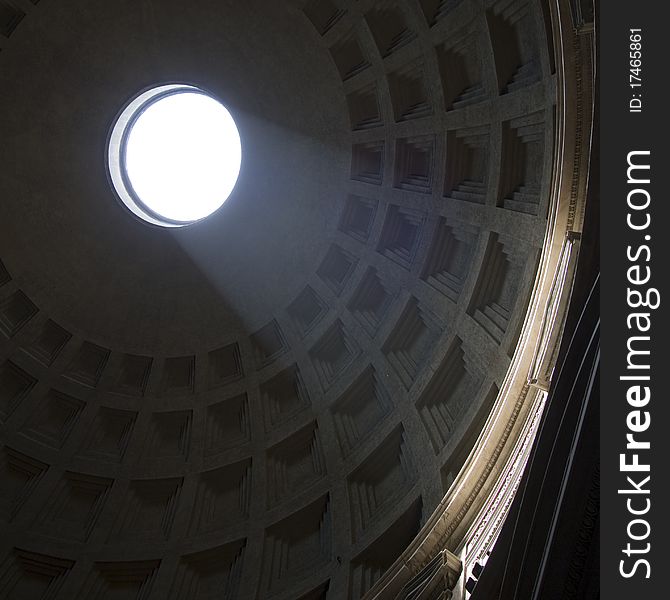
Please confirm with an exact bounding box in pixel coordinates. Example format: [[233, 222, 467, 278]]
[[107, 84, 242, 227]]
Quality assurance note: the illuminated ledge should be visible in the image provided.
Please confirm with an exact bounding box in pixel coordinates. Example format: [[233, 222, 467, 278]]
[[363, 0, 595, 598]]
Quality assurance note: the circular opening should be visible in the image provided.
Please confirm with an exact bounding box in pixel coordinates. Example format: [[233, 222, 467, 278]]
[[108, 85, 242, 227]]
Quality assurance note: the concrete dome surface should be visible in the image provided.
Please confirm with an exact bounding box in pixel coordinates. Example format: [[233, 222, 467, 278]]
[[0, 1, 595, 599]]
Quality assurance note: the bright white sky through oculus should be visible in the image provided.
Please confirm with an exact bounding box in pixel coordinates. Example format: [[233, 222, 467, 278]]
[[125, 92, 241, 222]]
